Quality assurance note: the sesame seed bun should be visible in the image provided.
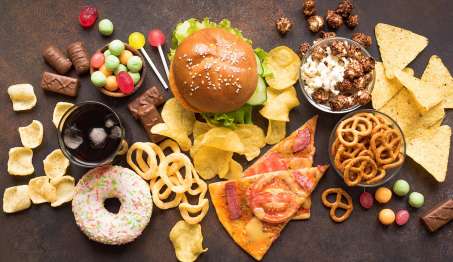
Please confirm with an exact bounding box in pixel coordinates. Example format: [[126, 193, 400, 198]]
[[169, 28, 258, 113]]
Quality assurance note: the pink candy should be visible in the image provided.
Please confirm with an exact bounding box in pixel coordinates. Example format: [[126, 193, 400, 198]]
[[148, 29, 165, 47], [395, 210, 410, 226], [79, 6, 98, 29], [359, 192, 374, 209], [117, 72, 134, 94], [90, 52, 104, 69]]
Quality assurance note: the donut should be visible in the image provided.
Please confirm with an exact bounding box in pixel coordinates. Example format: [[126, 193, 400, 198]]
[[72, 165, 153, 245]]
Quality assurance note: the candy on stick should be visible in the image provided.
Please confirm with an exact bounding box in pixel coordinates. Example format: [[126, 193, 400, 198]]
[[128, 32, 168, 89], [148, 29, 169, 78]]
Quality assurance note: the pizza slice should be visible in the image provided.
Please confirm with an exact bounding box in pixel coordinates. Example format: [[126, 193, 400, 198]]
[[244, 115, 318, 220], [209, 165, 327, 261]]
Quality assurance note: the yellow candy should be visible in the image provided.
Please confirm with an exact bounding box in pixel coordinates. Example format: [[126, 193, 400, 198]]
[[375, 187, 392, 204], [128, 32, 145, 49], [378, 209, 395, 225], [99, 65, 112, 76], [105, 75, 118, 91], [119, 50, 133, 65]]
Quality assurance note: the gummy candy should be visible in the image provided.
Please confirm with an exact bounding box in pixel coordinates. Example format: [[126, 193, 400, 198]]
[[117, 71, 135, 94], [79, 6, 98, 29], [128, 32, 146, 49], [148, 29, 165, 47]]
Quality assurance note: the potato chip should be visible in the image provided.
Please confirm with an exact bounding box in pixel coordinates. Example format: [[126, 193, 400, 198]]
[[406, 125, 451, 182], [264, 46, 301, 90], [50, 176, 75, 207], [259, 86, 300, 122], [223, 159, 243, 180], [3, 185, 31, 213], [394, 70, 443, 112], [421, 55, 453, 109], [162, 98, 196, 135], [18, 120, 44, 149], [169, 220, 207, 262], [7, 84, 37, 111], [52, 102, 74, 128], [43, 149, 70, 179], [7, 147, 34, 176], [234, 124, 266, 161], [151, 123, 192, 151], [375, 23, 428, 79], [265, 120, 286, 145], [193, 146, 232, 180], [196, 127, 244, 153], [192, 121, 212, 138], [28, 176, 57, 204]]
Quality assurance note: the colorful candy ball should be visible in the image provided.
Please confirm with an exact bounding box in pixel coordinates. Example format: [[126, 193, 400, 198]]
[[99, 65, 112, 76], [91, 71, 106, 87], [114, 64, 127, 75], [119, 50, 133, 65], [98, 19, 114, 36], [117, 71, 135, 94], [104, 49, 112, 59], [148, 29, 165, 47], [359, 192, 374, 209], [408, 192, 424, 208], [105, 75, 118, 91], [109, 40, 125, 56], [127, 56, 143, 73], [90, 52, 104, 69], [128, 72, 141, 85], [105, 55, 120, 71], [128, 32, 146, 49], [375, 187, 392, 204], [393, 179, 410, 197], [395, 210, 410, 226], [79, 6, 98, 29], [378, 209, 395, 225]]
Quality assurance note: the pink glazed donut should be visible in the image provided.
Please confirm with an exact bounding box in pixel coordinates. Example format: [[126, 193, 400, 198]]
[[72, 165, 153, 245]]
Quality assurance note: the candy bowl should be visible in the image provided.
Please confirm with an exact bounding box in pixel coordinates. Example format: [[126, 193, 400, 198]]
[[328, 109, 406, 188], [90, 42, 146, 98]]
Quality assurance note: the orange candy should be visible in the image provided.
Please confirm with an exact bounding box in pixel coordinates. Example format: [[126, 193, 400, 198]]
[[104, 75, 118, 91]]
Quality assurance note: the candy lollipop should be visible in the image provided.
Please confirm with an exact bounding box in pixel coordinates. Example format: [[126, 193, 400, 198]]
[[148, 29, 169, 78], [128, 32, 168, 89]]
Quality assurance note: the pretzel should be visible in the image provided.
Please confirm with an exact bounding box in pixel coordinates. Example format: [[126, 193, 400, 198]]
[[334, 143, 365, 171], [370, 129, 402, 165], [336, 115, 373, 147], [343, 156, 378, 186], [321, 188, 353, 222], [365, 168, 387, 185]]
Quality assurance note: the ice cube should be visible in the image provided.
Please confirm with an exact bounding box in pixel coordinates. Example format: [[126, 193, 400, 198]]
[[63, 126, 83, 150], [89, 128, 108, 149], [105, 118, 115, 128], [109, 126, 122, 139]]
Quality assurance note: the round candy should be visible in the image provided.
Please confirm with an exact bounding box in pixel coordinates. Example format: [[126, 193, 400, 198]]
[[109, 40, 125, 56], [148, 29, 165, 47], [105, 75, 118, 91], [393, 179, 410, 197], [395, 210, 410, 226], [79, 6, 97, 29], [117, 71, 135, 94], [128, 72, 141, 85], [90, 52, 105, 69], [128, 32, 146, 49], [408, 192, 424, 208], [119, 50, 133, 65], [104, 49, 112, 59], [114, 64, 128, 75], [91, 71, 106, 87], [375, 187, 392, 204], [98, 19, 114, 36], [359, 191, 374, 209], [99, 65, 112, 76], [127, 56, 143, 73], [378, 209, 395, 225], [105, 55, 120, 71]]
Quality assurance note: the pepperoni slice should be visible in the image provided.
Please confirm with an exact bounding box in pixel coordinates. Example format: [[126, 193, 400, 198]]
[[292, 170, 314, 192], [252, 152, 288, 175], [225, 182, 241, 220], [292, 128, 311, 153]]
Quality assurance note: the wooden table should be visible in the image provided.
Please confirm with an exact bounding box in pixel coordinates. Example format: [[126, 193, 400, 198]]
[[1, 0, 452, 261]]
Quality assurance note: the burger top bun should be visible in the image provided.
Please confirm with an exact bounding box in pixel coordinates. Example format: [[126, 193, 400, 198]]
[[169, 28, 257, 113]]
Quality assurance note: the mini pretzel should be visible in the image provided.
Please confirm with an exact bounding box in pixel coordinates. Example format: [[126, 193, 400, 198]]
[[370, 129, 402, 165], [365, 168, 386, 184], [334, 143, 365, 172], [337, 116, 373, 147], [321, 188, 353, 223], [343, 156, 378, 186]]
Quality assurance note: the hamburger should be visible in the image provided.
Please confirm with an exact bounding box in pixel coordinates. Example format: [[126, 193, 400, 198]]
[[169, 18, 269, 127]]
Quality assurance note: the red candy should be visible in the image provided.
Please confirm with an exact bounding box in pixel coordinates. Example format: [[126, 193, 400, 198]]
[[359, 191, 374, 209], [79, 6, 98, 29], [117, 72, 135, 94], [90, 52, 105, 69], [395, 210, 410, 226], [148, 29, 166, 47]]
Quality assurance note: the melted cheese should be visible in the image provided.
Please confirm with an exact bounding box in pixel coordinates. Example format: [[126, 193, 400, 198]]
[[245, 217, 267, 242]]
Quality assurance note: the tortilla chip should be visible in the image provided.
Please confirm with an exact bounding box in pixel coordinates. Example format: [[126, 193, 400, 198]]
[[375, 23, 428, 79], [421, 55, 453, 109], [406, 125, 451, 182]]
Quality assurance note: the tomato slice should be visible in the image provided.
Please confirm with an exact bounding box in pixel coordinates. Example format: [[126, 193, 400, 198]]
[[292, 128, 311, 153]]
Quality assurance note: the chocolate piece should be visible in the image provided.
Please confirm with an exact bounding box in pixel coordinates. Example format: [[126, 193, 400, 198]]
[[139, 105, 165, 143], [41, 71, 79, 97], [326, 10, 343, 29], [421, 199, 453, 232], [67, 41, 90, 75], [346, 14, 359, 28], [42, 45, 72, 74], [128, 86, 165, 119], [335, 0, 353, 18]]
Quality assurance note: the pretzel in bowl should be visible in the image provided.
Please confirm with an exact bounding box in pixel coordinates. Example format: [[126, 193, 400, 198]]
[[321, 187, 353, 222]]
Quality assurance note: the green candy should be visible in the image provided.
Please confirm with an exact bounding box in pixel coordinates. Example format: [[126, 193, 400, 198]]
[[128, 72, 141, 84], [393, 179, 410, 197], [105, 55, 120, 71], [108, 40, 125, 56], [127, 56, 143, 73], [408, 192, 424, 208], [91, 71, 106, 87], [103, 49, 112, 59], [98, 19, 114, 36], [114, 64, 127, 75]]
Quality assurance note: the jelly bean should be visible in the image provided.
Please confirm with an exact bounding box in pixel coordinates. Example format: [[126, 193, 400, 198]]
[[375, 187, 392, 204], [99, 19, 114, 36], [79, 6, 97, 29], [128, 32, 146, 49], [395, 210, 410, 226], [148, 29, 165, 47], [109, 40, 125, 56], [408, 192, 424, 208], [119, 50, 133, 65], [359, 191, 373, 209], [105, 75, 118, 91], [91, 71, 106, 87], [114, 64, 127, 75], [393, 179, 410, 197], [127, 56, 143, 73], [90, 52, 104, 69], [105, 55, 120, 71], [117, 71, 135, 94], [378, 209, 395, 225], [99, 65, 112, 76]]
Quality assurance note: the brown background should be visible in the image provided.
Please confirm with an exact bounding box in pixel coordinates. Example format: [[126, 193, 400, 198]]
[[1, 0, 453, 261]]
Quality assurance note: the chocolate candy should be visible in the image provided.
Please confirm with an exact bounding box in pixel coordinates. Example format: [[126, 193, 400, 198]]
[[139, 105, 165, 143], [41, 71, 79, 97], [128, 86, 165, 119], [42, 45, 72, 74], [421, 199, 453, 232], [67, 41, 90, 75]]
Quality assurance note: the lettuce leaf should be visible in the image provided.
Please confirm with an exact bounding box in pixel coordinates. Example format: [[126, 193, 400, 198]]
[[201, 105, 252, 128], [254, 48, 272, 77]]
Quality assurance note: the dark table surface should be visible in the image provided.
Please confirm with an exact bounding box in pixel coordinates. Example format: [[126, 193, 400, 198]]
[[1, 0, 453, 261]]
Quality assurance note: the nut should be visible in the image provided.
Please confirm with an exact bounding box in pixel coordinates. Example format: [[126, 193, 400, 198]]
[[303, 0, 316, 16], [299, 42, 311, 57], [352, 32, 372, 48], [330, 40, 348, 57], [320, 31, 336, 39], [335, 0, 354, 18], [276, 17, 293, 35], [329, 95, 354, 111], [336, 79, 354, 94], [312, 88, 331, 104], [355, 90, 372, 105], [307, 15, 324, 33], [360, 57, 375, 73], [326, 10, 343, 29], [354, 73, 373, 90], [311, 45, 326, 61], [346, 14, 359, 28], [344, 59, 364, 80]]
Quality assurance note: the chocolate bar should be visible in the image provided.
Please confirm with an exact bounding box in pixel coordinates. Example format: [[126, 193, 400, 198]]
[[139, 105, 165, 143], [42, 45, 72, 74], [421, 199, 453, 232], [41, 71, 80, 97], [67, 41, 90, 75], [128, 86, 165, 119]]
